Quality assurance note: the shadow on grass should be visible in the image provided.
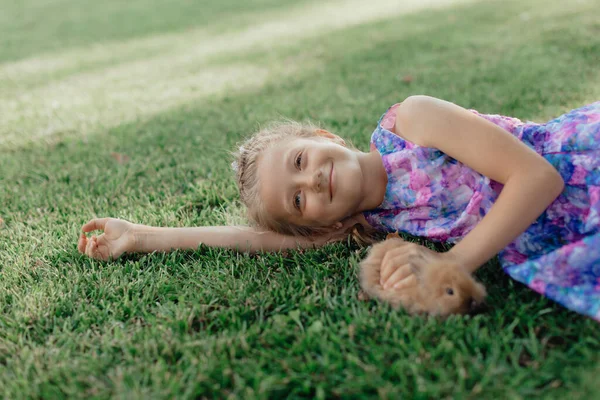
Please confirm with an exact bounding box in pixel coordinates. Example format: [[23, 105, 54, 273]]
[[0, 0, 317, 64], [2, 0, 600, 397]]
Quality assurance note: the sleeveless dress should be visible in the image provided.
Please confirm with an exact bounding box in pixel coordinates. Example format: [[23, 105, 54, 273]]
[[362, 102, 600, 321]]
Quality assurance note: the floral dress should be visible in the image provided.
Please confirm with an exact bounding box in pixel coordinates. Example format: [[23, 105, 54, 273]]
[[363, 102, 600, 321]]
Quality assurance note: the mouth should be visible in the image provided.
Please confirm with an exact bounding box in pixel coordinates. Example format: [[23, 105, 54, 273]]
[[329, 162, 334, 202]]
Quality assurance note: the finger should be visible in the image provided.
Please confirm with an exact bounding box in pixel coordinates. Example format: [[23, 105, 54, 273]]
[[383, 264, 411, 290], [393, 274, 417, 290], [85, 235, 97, 257], [95, 235, 112, 260], [380, 247, 411, 284], [82, 218, 111, 233], [86, 235, 106, 260], [77, 233, 87, 254]]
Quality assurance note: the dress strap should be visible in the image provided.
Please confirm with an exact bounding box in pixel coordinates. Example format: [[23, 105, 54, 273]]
[[379, 103, 402, 132]]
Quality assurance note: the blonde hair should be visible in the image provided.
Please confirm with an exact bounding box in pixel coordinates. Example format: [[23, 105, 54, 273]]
[[232, 119, 379, 244]]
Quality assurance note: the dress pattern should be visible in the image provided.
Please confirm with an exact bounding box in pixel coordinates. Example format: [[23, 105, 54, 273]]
[[363, 102, 600, 321]]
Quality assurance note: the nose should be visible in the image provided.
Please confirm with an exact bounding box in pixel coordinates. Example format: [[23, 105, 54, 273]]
[[304, 169, 322, 192], [468, 299, 487, 315]]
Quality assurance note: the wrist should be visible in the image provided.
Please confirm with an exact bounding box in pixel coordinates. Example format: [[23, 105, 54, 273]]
[[129, 225, 196, 253], [131, 224, 152, 253], [445, 248, 479, 274]]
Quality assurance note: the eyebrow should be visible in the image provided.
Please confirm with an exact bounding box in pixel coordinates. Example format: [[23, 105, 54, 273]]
[[282, 148, 294, 217]]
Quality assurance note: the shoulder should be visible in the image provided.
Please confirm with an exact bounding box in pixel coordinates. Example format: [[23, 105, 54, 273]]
[[394, 95, 562, 185], [396, 95, 483, 146], [395, 95, 444, 145], [394, 96, 437, 145]]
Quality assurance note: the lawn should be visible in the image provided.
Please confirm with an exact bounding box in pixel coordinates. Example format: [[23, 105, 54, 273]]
[[1, 0, 599, 398]]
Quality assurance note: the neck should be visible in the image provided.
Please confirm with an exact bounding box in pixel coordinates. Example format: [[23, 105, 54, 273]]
[[356, 149, 387, 212]]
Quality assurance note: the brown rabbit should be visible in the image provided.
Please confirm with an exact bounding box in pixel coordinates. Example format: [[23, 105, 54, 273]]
[[359, 236, 487, 316]]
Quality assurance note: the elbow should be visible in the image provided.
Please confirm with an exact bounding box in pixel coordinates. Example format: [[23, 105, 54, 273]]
[[554, 171, 565, 198], [542, 166, 565, 198], [549, 165, 564, 190]]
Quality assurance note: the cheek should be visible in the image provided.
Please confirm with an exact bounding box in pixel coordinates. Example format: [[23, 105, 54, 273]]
[[337, 164, 361, 191], [304, 196, 331, 222]]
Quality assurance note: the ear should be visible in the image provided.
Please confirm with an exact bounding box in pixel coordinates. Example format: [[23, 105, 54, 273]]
[[315, 129, 346, 146]]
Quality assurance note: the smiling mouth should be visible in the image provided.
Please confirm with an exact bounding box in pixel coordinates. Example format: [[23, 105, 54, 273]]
[[329, 162, 334, 202]]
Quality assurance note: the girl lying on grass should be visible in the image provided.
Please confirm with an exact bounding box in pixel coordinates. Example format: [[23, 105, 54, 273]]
[[79, 95, 600, 321]]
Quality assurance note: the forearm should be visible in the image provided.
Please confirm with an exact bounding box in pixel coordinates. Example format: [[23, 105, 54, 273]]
[[132, 224, 319, 254], [447, 168, 564, 273]]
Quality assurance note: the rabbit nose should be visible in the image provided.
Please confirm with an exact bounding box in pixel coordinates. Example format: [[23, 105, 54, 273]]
[[468, 299, 487, 315]]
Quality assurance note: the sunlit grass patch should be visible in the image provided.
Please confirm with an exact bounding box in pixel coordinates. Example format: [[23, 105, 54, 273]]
[[1, 0, 473, 149], [1, 0, 599, 398]]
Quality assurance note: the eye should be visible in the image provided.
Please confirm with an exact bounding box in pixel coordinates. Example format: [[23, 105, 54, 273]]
[[446, 288, 454, 296], [294, 192, 301, 210], [295, 152, 303, 170]]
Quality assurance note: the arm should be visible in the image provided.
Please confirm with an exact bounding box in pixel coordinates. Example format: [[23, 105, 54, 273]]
[[396, 95, 564, 273], [133, 224, 326, 253], [78, 218, 344, 261]]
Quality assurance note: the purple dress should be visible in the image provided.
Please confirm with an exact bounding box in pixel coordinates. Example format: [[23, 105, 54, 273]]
[[363, 102, 600, 321]]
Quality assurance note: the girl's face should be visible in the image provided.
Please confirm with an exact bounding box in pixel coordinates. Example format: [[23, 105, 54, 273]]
[[257, 132, 371, 228]]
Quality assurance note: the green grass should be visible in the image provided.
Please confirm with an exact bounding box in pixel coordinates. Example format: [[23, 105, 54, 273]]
[[0, 0, 318, 63], [1, 0, 600, 398]]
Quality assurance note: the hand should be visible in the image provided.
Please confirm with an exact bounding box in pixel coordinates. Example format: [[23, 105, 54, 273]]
[[78, 218, 135, 260], [380, 241, 459, 290]]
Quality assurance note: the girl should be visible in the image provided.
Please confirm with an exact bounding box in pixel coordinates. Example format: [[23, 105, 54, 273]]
[[78, 95, 600, 321]]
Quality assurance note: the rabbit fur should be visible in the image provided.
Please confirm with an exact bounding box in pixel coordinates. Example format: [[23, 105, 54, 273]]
[[359, 235, 487, 316]]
